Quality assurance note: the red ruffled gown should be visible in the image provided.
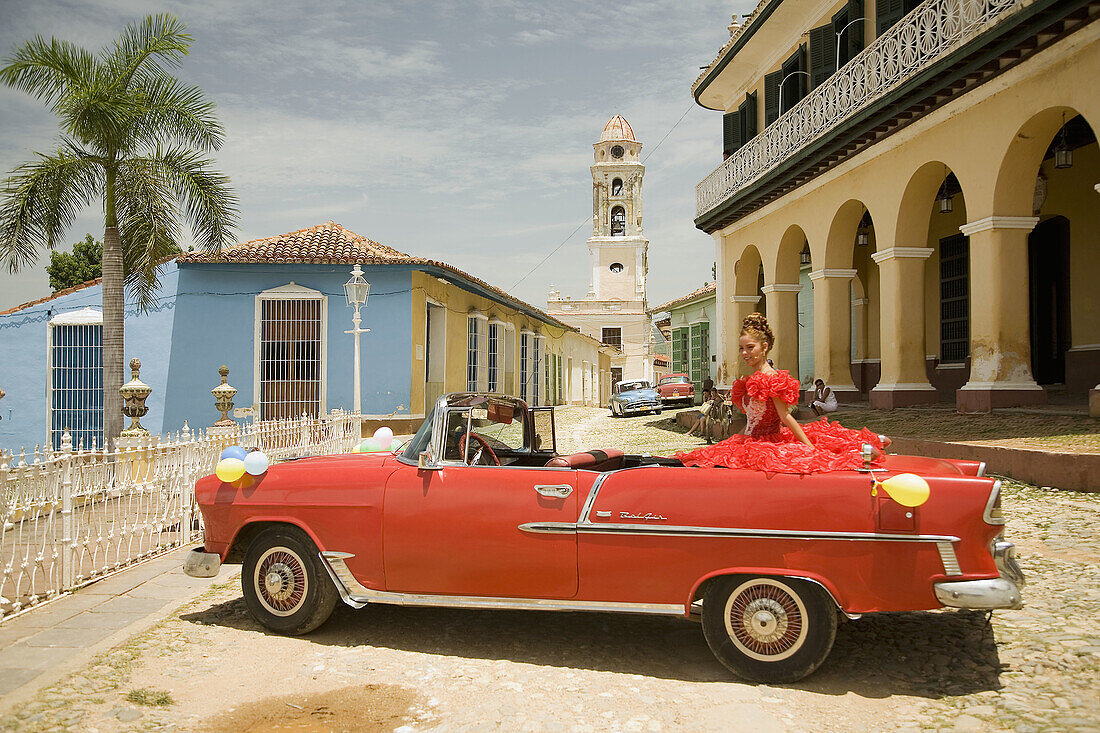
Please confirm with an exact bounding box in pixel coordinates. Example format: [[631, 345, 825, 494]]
[[676, 369, 886, 474]]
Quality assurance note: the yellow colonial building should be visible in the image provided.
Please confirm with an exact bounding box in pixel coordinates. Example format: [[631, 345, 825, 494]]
[[693, 0, 1098, 411]]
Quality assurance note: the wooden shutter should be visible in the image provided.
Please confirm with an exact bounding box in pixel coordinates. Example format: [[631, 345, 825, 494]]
[[739, 92, 757, 142], [847, 0, 865, 59], [764, 70, 782, 125], [809, 24, 836, 89], [723, 110, 742, 157], [877, 0, 905, 35]]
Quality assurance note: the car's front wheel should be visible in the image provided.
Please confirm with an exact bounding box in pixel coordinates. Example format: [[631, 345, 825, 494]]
[[242, 526, 338, 635], [702, 575, 837, 683]]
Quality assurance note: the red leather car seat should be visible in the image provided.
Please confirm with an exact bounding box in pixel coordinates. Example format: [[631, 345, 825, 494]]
[[544, 449, 625, 472]]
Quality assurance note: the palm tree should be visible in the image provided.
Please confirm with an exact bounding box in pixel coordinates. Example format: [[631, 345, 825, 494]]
[[0, 14, 238, 445]]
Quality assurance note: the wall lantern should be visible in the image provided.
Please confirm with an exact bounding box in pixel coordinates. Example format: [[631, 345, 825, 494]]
[[799, 244, 812, 266], [856, 211, 871, 246], [1053, 113, 1073, 169], [936, 169, 956, 214]]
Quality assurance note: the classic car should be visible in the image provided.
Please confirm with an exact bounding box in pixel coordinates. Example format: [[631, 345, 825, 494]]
[[608, 379, 662, 417], [185, 392, 1024, 683], [656, 373, 696, 406]]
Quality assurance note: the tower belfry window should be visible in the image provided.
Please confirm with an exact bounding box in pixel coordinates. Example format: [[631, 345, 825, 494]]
[[611, 178, 623, 196], [611, 206, 625, 236]]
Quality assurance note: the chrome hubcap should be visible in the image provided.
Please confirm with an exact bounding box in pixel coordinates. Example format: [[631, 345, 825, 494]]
[[724, 579, 809, 662], [254, 548, 308, 617], [744, 600, 786, 644]]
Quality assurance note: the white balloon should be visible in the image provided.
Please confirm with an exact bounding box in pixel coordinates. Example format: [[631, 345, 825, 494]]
[[372, 426, 394, 449], [243, 450, 269, 476]]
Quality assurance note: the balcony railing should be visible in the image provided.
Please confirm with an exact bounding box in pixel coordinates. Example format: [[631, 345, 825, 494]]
[[695, 0, 1025, 218]]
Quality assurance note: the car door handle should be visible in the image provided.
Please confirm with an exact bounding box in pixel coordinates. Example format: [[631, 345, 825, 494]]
[[535, 484, 573, 498]]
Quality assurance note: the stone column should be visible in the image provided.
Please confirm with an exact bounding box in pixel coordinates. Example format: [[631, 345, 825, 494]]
[[851, 297, 868, 392], [870, 248, 939, 408], [761, 283, 801, 375], [956, 216, 1045, 412], [729, 295, 764, 379], [808, 269, 859, 399]]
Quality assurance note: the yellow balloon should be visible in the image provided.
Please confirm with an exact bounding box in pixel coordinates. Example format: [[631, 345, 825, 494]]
[[216, 457, 246, 483], [875, 473, 931, 507]]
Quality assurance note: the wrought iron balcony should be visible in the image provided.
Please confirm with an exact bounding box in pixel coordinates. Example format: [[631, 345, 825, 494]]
[[695, 0, 1025, 219]]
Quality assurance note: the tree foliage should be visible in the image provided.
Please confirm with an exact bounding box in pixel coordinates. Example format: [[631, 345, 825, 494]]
[[46, 233, 102, 291], [0, 14, 238, 442]]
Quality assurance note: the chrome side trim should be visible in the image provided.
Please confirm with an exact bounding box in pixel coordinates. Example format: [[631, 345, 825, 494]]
[[574, 523, 959, 543], [318, 552, 684, 616], [534, 484, 573, 498], [578, 472, 611, 523], [519, 522, 577, 535], [983, 479, 1005, 525], [936, 541, 962, 576], [520, 521, 957, 543], [977, 461, 987, 477], [935, 577, 1023, 610]]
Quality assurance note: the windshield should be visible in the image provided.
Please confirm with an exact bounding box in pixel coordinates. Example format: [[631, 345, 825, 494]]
[[619, 381, 651, 393], [659, 376, 690, 385], [400, 414, 434, 461]]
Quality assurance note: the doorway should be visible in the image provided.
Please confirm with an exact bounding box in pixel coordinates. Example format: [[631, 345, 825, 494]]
[[1028, 216, 1071, 385]]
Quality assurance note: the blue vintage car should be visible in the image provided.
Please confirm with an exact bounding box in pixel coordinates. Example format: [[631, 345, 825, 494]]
[[608, 379, 662, 417]]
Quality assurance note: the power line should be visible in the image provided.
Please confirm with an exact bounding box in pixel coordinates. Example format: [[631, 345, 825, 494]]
[[510, 102, 699, 291]]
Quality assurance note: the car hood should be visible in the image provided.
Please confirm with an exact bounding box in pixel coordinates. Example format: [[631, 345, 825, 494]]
[[618, 388, 659, 399]]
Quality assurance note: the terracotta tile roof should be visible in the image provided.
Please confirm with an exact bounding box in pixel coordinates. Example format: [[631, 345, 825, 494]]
[[649, 282, 717, 314], [176, 221, 412, 264], [0, 277, 103, 316], [179, 221, 585, 336]]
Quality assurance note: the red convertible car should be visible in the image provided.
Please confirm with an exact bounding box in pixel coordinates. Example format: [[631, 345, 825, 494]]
[[185, 393, 1024, 683]]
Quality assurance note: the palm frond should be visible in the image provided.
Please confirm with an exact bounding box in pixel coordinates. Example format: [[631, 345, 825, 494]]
[[0, 34, 97, 112], [0, 148, 102, 273], [114, 156, 182, 310], [132, 74, 225, 151], [107, 14, 191, 92], [154, 148, 239, 253]]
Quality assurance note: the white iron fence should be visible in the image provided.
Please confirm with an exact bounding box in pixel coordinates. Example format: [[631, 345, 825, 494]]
[[0, 410, 361, 623], [695, 0, 1024, 216]]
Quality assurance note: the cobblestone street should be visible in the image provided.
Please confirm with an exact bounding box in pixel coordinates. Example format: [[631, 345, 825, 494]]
[[2, 406, 1097, 732]]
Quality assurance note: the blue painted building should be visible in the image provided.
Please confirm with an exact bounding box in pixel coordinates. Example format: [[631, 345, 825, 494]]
[[0, 222, 604, 452]]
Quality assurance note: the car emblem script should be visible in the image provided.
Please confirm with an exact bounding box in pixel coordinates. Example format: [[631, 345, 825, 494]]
[[620, 511, 668, 521]]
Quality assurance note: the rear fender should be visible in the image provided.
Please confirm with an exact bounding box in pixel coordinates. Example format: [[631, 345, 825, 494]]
[[688, 566, 847, 614], [223, 516, 325, 564]]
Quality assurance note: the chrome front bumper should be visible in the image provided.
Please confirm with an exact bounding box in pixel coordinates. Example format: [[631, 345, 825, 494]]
[[934, 539, 1025, 610], [183, 547, 222, 578]]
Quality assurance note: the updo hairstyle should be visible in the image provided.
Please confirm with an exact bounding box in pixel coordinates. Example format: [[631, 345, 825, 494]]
[[740, 312, 774, 350]]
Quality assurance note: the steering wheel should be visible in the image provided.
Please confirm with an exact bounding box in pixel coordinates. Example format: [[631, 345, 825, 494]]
[[458, 432, 500, 466]]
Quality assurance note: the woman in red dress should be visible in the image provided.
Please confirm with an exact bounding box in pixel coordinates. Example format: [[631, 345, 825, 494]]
[[677, 313, 890, 474]]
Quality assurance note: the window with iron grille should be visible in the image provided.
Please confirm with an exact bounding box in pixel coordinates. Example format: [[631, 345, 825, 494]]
[[467, 316, 479, 392], [602, 327, 622, 350], [258, 295, 324, 420], [556, 354, 563, 405], [532, 336, 542, 406], [488, 322, 500, 392], [48, 314, 104, 451], [939, 234, 970, 363]]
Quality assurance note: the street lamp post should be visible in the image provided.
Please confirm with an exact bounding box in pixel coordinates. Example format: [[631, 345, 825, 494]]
[[343, 264, 371, 414], [778, 71, 811, 115], [835, 17, 867, 73]]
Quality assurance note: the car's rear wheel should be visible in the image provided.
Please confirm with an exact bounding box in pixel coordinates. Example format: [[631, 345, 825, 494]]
[[242, 526, 338, 635], [702, 575, 837, 683]]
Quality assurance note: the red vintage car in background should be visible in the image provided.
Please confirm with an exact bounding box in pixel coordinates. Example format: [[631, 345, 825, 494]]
[[656, 373, 696, 406], [185, 393, 1024, 683]]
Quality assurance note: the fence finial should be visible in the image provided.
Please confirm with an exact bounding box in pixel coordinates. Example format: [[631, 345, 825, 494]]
[[120, 358, 152, 437], [212, 366, 237, 428], [61, 429, 72, 454]]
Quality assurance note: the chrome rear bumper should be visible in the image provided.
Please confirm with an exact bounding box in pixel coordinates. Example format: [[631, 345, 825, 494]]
[[934, 539, 1025, 610], [183, 547, 222, 578]]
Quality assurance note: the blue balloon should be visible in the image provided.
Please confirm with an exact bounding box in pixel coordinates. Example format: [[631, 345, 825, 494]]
[[220, 445, 248, 461]]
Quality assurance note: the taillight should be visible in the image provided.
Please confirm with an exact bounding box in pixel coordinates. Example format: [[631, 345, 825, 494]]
[[983, 480, 1005, 525]]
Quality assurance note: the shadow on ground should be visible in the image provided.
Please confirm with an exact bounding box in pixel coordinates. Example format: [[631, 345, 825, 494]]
[[181, 599, 1001, 697]]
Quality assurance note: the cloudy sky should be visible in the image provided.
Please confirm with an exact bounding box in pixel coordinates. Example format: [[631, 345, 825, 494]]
[[0, 0, 748, 312]]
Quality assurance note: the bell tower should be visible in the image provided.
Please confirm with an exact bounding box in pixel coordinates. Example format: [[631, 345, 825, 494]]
[[547, 115, 653, 383], [588, 115, 647, 302]]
